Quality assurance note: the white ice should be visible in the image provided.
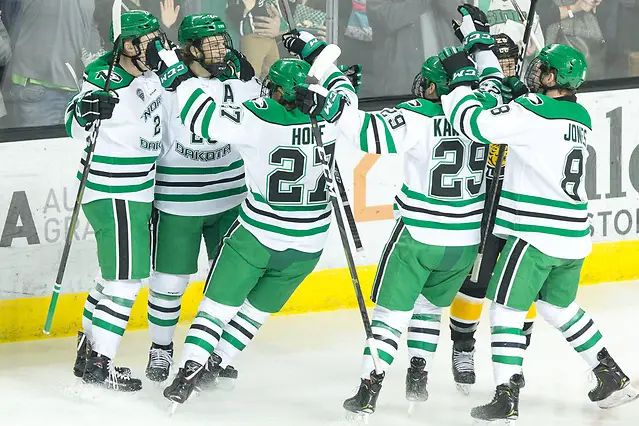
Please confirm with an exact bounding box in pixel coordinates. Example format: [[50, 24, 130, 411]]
[[1, 281, 639, 426]]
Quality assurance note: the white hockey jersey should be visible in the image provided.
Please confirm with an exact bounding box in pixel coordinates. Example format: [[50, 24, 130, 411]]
[[156, 77, 262, 216], [355, 101, 486, 247], [442, 87, 592, 259], [170, 64, 358, 253], [65, 52, 167, 204], [475, 0, 544, 49]]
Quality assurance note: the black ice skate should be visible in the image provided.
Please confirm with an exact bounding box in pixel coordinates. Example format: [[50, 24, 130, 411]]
[[343, 371, 385, 419], [164, 360, 206, 412], [471, 374, 524, 425], [193, 353, 227, 391], [588, 348, 638, 409], [146, 342, 174, 382], [452, 339, 476, 395], [82, 351, 142, 392], [73, 331, 130, 378], [406, 357, 428, 415]]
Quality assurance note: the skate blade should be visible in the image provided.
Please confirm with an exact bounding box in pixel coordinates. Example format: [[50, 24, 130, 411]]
[[456, 383, 472, 395], [472, 418, 517, 426], [597, 384, 639, 409], [168, 401, 180, 417], [344, 410, 370, 425], [214, 377, 236, 391]]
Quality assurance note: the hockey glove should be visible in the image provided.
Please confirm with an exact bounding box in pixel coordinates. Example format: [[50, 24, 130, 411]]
[[74, 90, 119, 127], [147, 39, 190, 91], [282, 30, 327, 64], [338, 64, 362, 94], [294, 83, 348, 123], [452, 4, 493, 54], [502, 76, 529, 103], [231, 48, 256, 82], [438, 46, 478, 90]]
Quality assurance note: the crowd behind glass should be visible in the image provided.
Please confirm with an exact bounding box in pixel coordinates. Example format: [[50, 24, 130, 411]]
[[0, 0, 637, 130]]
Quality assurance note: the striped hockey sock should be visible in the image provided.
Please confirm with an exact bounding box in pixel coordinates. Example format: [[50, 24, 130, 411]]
[[407, 295, 441, 368], [360, 306, 411, 378], [489, 303, 527, 385], [180, 297, 240, 367], [82, 280, 107, 342], [90, 279, 142, 358], [147, 272, 189, 346], [536, 300, 604, 368], [214, 300, 271, 368]]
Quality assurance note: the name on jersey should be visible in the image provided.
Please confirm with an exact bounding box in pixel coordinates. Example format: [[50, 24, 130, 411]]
[[291, 124, 326, 145], [141, 96, 163, 122], [564, 123, 587, 146], [140, 138, 161, 151], [487, 9, 525, 26], [433, 118, 459, 137], [175, 142, 231, 161]]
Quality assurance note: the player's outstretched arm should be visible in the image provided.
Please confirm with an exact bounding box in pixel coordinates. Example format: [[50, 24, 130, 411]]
[[355, 107, 408, 155], [437, 46, 529, 147]]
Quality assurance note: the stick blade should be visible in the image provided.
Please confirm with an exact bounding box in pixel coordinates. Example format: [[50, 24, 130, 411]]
[[112, 0, 122, 41]]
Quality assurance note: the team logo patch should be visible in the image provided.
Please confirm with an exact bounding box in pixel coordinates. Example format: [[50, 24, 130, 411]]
[[95, 70, 123, 83], [137, 88, 145, 101]]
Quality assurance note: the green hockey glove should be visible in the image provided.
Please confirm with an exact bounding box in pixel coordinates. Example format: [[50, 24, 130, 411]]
[[438, 46, 478, 90]]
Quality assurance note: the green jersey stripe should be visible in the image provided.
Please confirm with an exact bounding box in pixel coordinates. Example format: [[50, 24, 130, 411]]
[[363, 346, 394, 365], [375, 113, 397, 153], [470, 107, 492, 145], [251, 192, 329, 212], [360, 113, 371, 152], [156, 159, 244, 175], [181, 88, 206, 123], [449, 94, 478, 125], [154, 185, 247, 202], [78, 172, 154, 193], [495, 217, 590, 237], [239, 209, 330, 237], [201, 101, 217, 140], [401, 185, 485, 207], [402, 216, 481, 230], [501, 190, 588, 211], [83, 149, 157, 165]]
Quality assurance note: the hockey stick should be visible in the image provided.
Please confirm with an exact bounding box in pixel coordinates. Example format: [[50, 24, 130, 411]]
[[278, 0, 363, 251], [305, 45, 382, 375], [469, 0, 538, 283], [508, 0, 543, 54], [65, 62, 81, 92], [44, 0, 123, 334]]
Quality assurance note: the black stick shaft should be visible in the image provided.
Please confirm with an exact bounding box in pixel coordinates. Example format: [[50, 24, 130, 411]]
[[334, 163, 363, 251]]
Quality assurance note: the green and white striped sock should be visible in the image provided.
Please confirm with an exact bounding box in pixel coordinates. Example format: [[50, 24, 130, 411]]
[[82, 280, 107, 342], [490, 303, 527, 385], [214, 300, 270, 367], [360, 306, 411, 379], [537, 300, 604, 368], [407, 295, 442, 369], [91, 279, 141, 358], [148, 272, 189, 346], [180, 298, 240, 367]]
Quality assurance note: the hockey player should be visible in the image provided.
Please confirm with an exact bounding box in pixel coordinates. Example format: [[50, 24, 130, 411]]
[[144, 32, 358, 407], [341, 49, 508, 416], [440, 6, 638, 422], [145, 13, 260, 383], [66, 10, 169, 391], [448, 31, 537, 394]]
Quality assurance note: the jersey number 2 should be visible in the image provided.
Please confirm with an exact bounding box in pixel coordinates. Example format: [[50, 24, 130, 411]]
[[267, 144, 335, 204]]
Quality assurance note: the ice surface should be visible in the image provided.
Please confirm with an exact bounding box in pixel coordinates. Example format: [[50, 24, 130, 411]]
[[1, 281, 638, 426]]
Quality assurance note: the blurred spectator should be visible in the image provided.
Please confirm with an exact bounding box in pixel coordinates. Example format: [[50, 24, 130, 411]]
[[0, 8, 11, 124], [8, 0, 100, 128], [538, 0, 607, 80], [238, 0, 287, 79], [365, 0, 461, 97]]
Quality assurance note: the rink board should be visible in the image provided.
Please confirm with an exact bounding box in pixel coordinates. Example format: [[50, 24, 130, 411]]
[[2, 89, 639, 343]]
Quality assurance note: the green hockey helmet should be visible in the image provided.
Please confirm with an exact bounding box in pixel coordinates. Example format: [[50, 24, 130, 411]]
[[263, 59, 311, 103], [411, 56, 450, 99], [178, 14, 234, 78], [110, 10, 160, 44], [525, 44, 588, 93]]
